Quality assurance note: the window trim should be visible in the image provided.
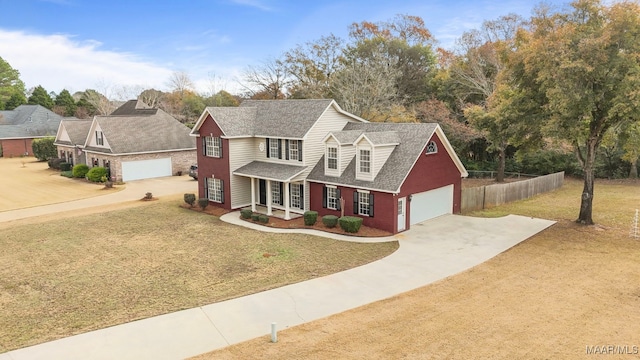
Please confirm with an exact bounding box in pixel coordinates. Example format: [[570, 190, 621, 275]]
[[327, 186, 338, 210], [327, 146, 338, 171], [290, 183, 302, 209], [268, 138, 281, 159], [426, 141, 438, 154], [207, 178, 224, 203], [205, 136, 222, 158], [359, 149, 371, 174], [95, 131, 104, 146], [289, 140, 299, 162]]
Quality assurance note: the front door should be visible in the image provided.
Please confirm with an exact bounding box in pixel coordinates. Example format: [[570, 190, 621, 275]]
[[398, 197, 406, 232], [259, 179, 266, 205]]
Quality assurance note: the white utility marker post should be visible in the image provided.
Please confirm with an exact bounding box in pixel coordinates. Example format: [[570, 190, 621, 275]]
[[271, 322, 278, 343]]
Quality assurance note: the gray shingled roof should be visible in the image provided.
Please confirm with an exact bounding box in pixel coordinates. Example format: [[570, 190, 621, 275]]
[[110, 99, 157, 116], [328, 130, 363, 144], [233, 161, 307, 182], [199, 99, 336, 139], [0, 105, 63, 139], [207, 107, 256, 137], [307, 122, 439, 193], [361, 131, 400, 145], [89, 109, 195, 154], [55, 119, 92, 146]]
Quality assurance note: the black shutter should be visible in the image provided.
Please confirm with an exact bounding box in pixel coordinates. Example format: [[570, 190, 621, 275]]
[[369, 193, 374, 217], [353, 191, 358, 214], [300, 184, 304, 209], [266, 138, 270, 158], [202, 137, 206, 156], [219, 138, 223, 158], [277, 139, 282, 159], [336, 189, 341, 210], [298, 140, 303, 161], [279, 182, 284, 205], [204, 178, 208, 199], [220, 179, 225, 204], [322, 186, 327, 208], [285, 140, 290, 160]]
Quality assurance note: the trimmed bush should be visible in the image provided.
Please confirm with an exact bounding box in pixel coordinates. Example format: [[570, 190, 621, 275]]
[[197, 198, 209, 210], [240, 209, 253, 219], [72, 164, 89, 178], [251, 213, 260, 221], [184, 193, 196, 207], [31, 137, 57, 161], [60, 170, 73, 178], [322, 215, 339, 228], [303, 211, 318, 226], [86, 166, 108, 182], [59, 162, 72, 171], [258, 214, 269, 223], [48, 158, 64, 169], [339, 216, 363, 233]]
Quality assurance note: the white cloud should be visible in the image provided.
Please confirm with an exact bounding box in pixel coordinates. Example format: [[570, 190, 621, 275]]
[[0, 29, 174, 97], [230, 0, 273, 12]]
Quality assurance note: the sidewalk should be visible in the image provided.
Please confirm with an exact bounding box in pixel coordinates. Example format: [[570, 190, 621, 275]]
[[2, 212, 555, 360], [0, 176, 197, 224]]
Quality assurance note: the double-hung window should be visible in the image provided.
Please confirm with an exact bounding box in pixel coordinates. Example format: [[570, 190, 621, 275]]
[[269, 138, 280, 159], [327, 187, 338, 210], [272, 182, 281, 205], [205, 136, 222, 158], [96, 131, 104, 146], [327, 147, 338, 170], [290, 183, 302, 209], [289, 141, 299, 161], [353, 190, 374, 217], [207, 178, 223, 203], [359, 149, 370, 174]]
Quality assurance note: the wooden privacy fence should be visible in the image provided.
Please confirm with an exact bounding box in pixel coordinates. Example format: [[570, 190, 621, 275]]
[[461, 171, 565, 212]]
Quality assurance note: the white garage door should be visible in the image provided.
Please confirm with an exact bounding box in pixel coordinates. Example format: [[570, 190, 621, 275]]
[[121, 158, 172, 181], [410, 184, 454, 225]]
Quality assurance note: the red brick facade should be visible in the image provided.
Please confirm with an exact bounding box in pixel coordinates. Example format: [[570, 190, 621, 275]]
[[1, 138, 34, 157], [196, 115, 232, 210]]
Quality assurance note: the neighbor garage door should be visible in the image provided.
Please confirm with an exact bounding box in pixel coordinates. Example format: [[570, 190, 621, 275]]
[[121, 158, 172, 181], [410, 184, 454, 225]]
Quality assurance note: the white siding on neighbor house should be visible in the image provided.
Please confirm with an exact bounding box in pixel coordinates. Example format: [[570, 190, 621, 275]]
[[301, 105, 358, 210], [372, 144, 396, 179], [229, 137, 256, 208], [57, 127, 71, 142], [340, 144, 355, 175]]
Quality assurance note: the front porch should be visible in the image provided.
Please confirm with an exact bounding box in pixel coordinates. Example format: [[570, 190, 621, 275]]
[[242, 205, 303, 220]]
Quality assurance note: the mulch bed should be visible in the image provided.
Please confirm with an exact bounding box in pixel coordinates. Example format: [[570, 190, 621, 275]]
[[181, 204, 391, 238]]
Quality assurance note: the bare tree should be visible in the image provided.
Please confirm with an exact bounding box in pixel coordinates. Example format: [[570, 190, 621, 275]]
[[240, 57, 291, 99], [167, 71, 195, 94]]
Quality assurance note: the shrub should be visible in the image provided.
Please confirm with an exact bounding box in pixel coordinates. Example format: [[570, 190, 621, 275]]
[[251, 213, 260, 221], [145, 192, 153, 200], [31, 137, 57, 161], [258, 214, 269, 223], [184, 193, 196, 207], [240, 209, 253, 219], [86, 166, 108, 182], [59, 162, 72, 171], [322, 215, 339, 228], [72, 164, 89, 178], [339, 216, 363, 233], [303, 211, 318, 226], [197, 198, 209, 210], [60, 170, 73, 178], [48, 158, 64, 169]]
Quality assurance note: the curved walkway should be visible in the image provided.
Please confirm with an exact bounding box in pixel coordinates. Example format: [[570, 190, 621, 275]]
[[2, 210, 555, 360]]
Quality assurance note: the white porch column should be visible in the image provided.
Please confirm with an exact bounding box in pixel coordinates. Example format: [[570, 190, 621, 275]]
[[266, 180, 273, 216], [284, 181, 291, 220], [250, 177, 256, 212]]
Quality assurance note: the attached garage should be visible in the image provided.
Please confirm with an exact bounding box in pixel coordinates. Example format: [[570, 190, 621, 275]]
[[121, 158, 172, 181], [410, 184, 454, 225]]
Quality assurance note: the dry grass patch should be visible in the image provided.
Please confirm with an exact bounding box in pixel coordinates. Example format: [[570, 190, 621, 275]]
[[0, 200, 398, 352], [0, 157, 118, 212], [195, 177, 640, 359]]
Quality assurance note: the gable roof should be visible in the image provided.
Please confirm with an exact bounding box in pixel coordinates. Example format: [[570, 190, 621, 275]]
[[84, 109, 195, 154], [54, 119, 92, 146], [110, 99, 158, 116], [0, 105, 63, 139], [307, 122, 467, 193], [191, 99, 367, 139]]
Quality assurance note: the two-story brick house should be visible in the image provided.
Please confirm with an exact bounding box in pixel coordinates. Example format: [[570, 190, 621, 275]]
[[190, 99, 468, 234]]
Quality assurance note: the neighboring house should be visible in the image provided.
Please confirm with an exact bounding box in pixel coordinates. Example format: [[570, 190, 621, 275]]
[[54, 119, 92, 165], [0, 105, 63, 157], [54, 100, 196, 181], [190, 99, 468, 234]]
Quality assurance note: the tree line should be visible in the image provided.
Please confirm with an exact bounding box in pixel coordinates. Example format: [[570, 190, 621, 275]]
[[1, 0, 638, 224]]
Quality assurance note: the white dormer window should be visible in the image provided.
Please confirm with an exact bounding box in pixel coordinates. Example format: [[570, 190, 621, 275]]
[[96, 131, 104, 146], [359, 149, 371, 173], [327, 147, 338, 170], [426, 141, 438, 154]]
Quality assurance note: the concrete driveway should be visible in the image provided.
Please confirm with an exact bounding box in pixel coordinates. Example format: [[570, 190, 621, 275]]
[[3, 213, 555, 360]]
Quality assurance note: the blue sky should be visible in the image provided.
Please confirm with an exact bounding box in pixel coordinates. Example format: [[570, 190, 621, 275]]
[[0, 0, 569, 98]]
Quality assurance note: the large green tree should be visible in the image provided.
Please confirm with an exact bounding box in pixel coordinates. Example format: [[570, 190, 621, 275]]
[[28, 85, 54, 109], [54, 89, 77, 116], [514, 0, 640, 224], [0, 56, 26, 109]]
